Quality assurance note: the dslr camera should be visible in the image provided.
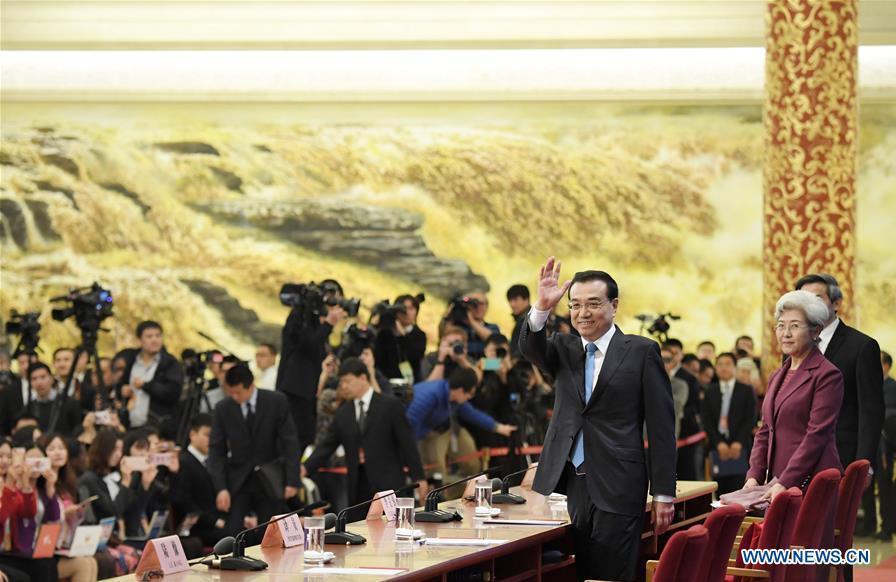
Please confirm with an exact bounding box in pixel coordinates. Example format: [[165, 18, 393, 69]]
[[446, 295, 481, 326]]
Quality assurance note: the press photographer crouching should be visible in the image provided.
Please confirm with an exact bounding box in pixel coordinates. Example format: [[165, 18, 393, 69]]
[[276, 280, 359, 453], [420, 325, 483, 384]]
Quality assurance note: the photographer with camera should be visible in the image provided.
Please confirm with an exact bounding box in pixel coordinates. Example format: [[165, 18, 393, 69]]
[[441, 292, 501, 361], [420, 326, 483, 384], [115, 321, 184, 429], [277, 279, 358, 454], [372, 294, 427, 383]]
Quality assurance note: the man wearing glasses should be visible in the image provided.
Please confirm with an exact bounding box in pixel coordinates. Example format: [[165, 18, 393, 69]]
[[519, 257, 676, 581]]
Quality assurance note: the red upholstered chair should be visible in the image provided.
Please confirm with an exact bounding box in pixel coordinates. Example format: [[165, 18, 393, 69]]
[[726, 487, 803, 582], [696, 503, 747, 582], [783, 469, 841, 582], [832, 460, 871, 582], [645, 524, 710, 582]]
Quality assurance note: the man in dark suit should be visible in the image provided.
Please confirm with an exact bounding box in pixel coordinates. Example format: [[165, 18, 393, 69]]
[[520, 258, 676, 581], [701, 352, 756, 494], [171, 413, 234, 546], [663, 338, 703, 481], [208, 364, 301, 536], [796, 273, 884, 539], [115, 321, 184, 428], [304, 358, 428, 517], [276, 281, 347, 453]]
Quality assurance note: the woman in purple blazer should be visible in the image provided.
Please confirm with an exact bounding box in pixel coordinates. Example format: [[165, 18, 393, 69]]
[[745, 290, 844, 502]]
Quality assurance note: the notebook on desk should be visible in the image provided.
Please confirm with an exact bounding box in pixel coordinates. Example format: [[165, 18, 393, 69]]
[[125, 510, 169, 542], [32, 523, 62, 558], [55, 525, 102, 557]]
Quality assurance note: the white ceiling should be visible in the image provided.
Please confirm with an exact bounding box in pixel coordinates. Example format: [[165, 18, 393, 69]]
[[2, 0, 895, 50]]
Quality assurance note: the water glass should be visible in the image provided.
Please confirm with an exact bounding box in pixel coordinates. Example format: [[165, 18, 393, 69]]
[[394, 497, 416, 540], [474, 481, 493, 512], [303, 516, 325, 565]]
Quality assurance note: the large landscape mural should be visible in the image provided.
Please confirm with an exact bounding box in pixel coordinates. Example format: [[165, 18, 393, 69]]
[[1, 103, 894, 359]]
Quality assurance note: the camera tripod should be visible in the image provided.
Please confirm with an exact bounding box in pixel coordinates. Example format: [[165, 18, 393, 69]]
[[49, 327, 109, 433]]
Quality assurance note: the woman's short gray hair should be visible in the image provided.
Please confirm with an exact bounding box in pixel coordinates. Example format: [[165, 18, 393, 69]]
[[774, 290, 831, 329]]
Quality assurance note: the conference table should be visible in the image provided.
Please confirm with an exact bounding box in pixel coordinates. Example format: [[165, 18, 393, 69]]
[[116, 481, 716, 581]]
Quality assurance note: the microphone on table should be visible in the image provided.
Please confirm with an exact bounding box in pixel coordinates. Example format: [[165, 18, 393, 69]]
[[415, 469, 488, 523], [492, 467, 530, 505], [200, 500, 328, 570], [326, 482, 420, 545]]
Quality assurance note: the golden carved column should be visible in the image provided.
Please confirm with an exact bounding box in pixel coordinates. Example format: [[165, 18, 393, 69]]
[[762, 0, 858, 373]]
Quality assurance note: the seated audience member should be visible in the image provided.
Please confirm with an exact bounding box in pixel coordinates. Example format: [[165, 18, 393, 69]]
[[406, 368, 516, 489], [77, 428, 134, 526], [745, 291, 843, 551], [254, 343, 279, 390], [420, 326, 482, 383], [172, 414, 234, 546], [38, 434, 100, 581], [121, 429, 177, 539], [697, 341, 716, 361], [701, 352, 756, 494], [24, 362, 81, 435], [0, 439, 57, 582], [304, 358, 427, 517], [115, 321, 184, 429]]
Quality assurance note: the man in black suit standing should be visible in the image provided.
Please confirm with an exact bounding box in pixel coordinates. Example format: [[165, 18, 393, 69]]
[[520, 257, 676, 581], [304, 358, 428, 517], [663, 338, 703, 481], [796, 274, 883, 539], [208, 364, 301, 536], [701, 352, 756, 494], [171, 413, 235, 546]]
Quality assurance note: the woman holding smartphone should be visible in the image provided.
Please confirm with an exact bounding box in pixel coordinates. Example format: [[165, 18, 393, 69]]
[[0, 439, 56, 582], [39, 434, 99, 582]]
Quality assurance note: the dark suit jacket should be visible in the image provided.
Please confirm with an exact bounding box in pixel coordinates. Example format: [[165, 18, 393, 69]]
[[304, 391, 425, 504], [823, 321, 884, 466], [701, 381, 756, 450], [29, 397, 82, 435], [171, 450, 222, 535], [675, 367, 703, 438], [115, 348, 184, 424], [77, 470, 134, 523], [276, 313, 332, 400], [207, 389, 301, 495], [520, 322, 676, 517], [748, 347, 843, 489], [1, 375, 25, 435]]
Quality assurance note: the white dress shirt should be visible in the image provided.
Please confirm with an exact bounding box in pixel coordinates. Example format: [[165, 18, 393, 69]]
[[355, 387, 374, 422], [257, 365, 278, 391], [818, 317, 840, 354], [240, 387, 259, 418], [188, 445, 208, 466]]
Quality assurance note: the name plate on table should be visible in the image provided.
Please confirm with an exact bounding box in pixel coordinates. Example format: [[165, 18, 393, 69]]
[[261, 513, 304, 548], [366, 490, 397, 522], [134, 535, 189, 577]]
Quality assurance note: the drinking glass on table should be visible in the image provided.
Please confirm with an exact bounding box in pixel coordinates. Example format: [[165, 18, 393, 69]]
[[394, 497, 416, 541], [474, 480, 493, 515], [303, 516, 325, 565]]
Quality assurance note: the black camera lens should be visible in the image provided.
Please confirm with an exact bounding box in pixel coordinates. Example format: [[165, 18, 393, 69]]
[[451, 341, 465, 355], [496, 347, 508, 359]]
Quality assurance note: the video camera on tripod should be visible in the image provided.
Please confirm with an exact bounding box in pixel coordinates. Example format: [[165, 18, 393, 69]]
[[50, 283, 114, 333], [5, 310, 42, 357], [635, 312, 681, 343]]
